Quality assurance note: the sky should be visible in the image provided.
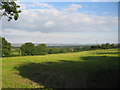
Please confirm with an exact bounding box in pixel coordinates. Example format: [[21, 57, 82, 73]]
[[18, 0, 120, 2], [2, 1, 118, 44]]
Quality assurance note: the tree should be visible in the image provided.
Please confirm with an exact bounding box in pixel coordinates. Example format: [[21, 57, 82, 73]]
[[111, 43, 115, 48], [0, 37, 2, 56], [20, 42, 36, 56], [1, 37, 12, 56], [91, 45, 96, 49], [101, 44, 106, 49], [36, 44, 48, 55], [101, 43, 111, 49], [106, 43, 111, 49], [48, 48, 55, 54], [0, 2, 21, 21], [73, 47, 81, 52], [91, 45, 101, 49]]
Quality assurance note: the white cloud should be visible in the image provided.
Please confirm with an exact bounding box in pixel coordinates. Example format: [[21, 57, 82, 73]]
[[64, 4, 82, 12], [2, 2, 118, 44], [33, 2, 53, 9], [18, 2, 54, 10], [3, 6, 117, 33], [3, 29, 118, 44], [43, 21, 55, 28]]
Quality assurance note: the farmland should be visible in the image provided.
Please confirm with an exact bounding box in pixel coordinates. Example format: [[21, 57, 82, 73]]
[[2, 49, 119, 88]]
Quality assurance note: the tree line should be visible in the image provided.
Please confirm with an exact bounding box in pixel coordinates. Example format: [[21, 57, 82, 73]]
[[0, 37, 119, 57], [20, 42, 48, 56]]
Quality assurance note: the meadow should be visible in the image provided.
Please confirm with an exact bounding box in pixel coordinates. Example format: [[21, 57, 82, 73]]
[[2, 49, 119, 88]]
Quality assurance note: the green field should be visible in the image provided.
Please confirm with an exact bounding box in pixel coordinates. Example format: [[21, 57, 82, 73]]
[[2, 49, 119, 88]]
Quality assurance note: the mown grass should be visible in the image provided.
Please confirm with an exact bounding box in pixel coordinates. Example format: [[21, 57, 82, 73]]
[[11, 51, 20, 56], [2, 49, 120, 88]]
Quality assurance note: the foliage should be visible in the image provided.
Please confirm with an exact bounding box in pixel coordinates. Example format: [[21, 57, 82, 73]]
[[20, 42, 36, 56], [48, 48, 71, 54], [36, 44, 48, 55], [0, 2, 21, 21], [1, 37, 118, 57], [90, 43, 117, 50], [0, 37, 2, 56], [20, 43, 48, 56], [73, 47, 82, 52], [111, 43, 116, 48], [0, 37, 12, 56], [12, 42, 118, 57]]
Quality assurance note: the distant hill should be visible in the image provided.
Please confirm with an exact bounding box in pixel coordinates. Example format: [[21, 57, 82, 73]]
[[11, 43, 99, 48]]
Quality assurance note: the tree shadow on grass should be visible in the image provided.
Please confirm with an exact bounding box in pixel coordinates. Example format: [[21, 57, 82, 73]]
[[14, 56, 120, 88]]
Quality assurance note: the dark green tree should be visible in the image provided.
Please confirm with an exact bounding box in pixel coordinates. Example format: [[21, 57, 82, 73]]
[[1, 37, 12, 56], [101, 43, 111, 49], [111, 43, 116, 48], [0, 2, 21, 21], [36, 44, 48, 55], [73, 47, 81, 52], [91, 45, 96, 49], [48, 48, 61, 54], [60, 48, 68, 53], [0, 37, 2, 56], [106, 43, 111, 49], [48, 48, 55, 54], [101, 44, 106, 49], [20, 42, 36, 56], [91, 45, 101, 49]]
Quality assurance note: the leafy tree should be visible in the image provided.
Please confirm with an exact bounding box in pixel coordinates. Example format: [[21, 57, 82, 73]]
[[111, 43, 116, 48], [0, 37, 2, 56], [82, 46, 91, 51], [106, 43, 111, 49], [0, 2, 21, 21], [91, 45, 96, 49], [101, 43, 112, 49], [36, 44, 48, 55], [116, 43, 120, 48], [96, 45, 101, 48], [1, 37, 12, 56], [101, 44, 106, 49], [48, 48, 55, 54], [73, 47, 81, 52], [66, 48, 73, 52], [91, 45, 101, 49], [59, 48, 67, 53], [20, 42, 36, 56], [48, 48, 62, 54]]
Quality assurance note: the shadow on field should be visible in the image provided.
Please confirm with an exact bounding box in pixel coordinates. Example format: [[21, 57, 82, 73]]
[[15, 56, 120, 88]]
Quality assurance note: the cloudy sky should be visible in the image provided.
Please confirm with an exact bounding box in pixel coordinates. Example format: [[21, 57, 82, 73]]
[[2, 1, 118, 44]]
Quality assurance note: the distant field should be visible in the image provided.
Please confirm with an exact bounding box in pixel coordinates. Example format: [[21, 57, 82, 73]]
[[11, 51, 21, 56], [2, 49, 119, 88]]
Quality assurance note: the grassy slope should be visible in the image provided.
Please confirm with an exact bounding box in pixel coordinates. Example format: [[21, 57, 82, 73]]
[[2, 49, 119, 88]]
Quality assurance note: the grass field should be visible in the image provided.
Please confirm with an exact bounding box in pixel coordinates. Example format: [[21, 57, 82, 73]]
[[2, 49, 120, 88], [11, 51, 21, 56]]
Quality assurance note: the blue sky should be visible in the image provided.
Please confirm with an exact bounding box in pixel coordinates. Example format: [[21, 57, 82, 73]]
[[22, 2, 118, 16], [46, 2, 118, 16], [2, 2, 118, 44], [18, 0, 120, 2]]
